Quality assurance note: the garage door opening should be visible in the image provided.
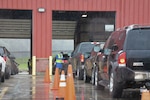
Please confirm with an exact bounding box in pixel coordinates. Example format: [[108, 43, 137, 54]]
[[52, 11, 115, 56], [0, 9, 32, 72]]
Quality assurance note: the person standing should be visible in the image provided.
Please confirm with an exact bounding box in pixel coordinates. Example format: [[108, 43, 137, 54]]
[[55, 52, 64, 71], [28, 58, 32, 74]]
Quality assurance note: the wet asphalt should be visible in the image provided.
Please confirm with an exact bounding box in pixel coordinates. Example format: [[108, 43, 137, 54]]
[[0, 71, 141, 100]]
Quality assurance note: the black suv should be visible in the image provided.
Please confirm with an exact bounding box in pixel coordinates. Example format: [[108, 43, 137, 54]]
[[95, 25, 150, 98]]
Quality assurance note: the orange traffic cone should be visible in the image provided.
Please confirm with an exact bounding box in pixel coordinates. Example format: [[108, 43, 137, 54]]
[[56, 70, 66, 99], [66, 64, 76, 100], [51, 68, 60, 90], [44, 66, 51, 83], [141, 90, 150, 100]]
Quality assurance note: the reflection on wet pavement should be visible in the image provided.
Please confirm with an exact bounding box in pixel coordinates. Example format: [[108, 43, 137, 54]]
[[0, 72, 141, 100]]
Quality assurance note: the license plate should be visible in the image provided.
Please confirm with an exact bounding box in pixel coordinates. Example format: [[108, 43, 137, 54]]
[[133, 62, 143, 66]]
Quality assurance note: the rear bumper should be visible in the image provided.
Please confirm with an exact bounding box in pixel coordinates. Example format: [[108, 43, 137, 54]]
[[116, 67, 150, 82]]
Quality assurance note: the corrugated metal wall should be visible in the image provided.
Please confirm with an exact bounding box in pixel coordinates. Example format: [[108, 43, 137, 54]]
[[0, 0, 150, 58]]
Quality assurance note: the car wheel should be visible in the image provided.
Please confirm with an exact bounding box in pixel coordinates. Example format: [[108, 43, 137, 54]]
[[83, 68, 90, 83], [109, 69, 123, 98], [1, 74, 5, 82], [77, 68, 83, 80], [5, 67, 10, 79], [95, 67, 98, 86], [95, 67, 104, 90], [91, 68, 95, 85]]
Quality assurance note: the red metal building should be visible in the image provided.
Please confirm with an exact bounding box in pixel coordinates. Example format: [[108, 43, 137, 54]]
[[0, 0, 150, 71]]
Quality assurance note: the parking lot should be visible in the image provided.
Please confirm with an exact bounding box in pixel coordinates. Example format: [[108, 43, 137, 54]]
[[0, 71, 141, 100]]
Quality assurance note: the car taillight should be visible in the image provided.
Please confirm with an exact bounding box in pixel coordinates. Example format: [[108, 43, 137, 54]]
[[3, 56, 7, 61], [63, 60, 68, 63], [80, 54, 84, 62], [118, 52, 126, 67]]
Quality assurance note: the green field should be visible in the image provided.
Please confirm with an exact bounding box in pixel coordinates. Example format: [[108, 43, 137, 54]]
[[15, 58, 29, 71]]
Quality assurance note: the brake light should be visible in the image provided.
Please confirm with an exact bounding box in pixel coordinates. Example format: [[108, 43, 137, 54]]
[[80, 54, 84, 62], [3, 56, 7, 61], [118, 52, 126, 67], [63, 60, 68, 63], [91, 42, 100, 45]]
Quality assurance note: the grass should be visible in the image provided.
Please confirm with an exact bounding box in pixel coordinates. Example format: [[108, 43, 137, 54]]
[[15, 58, 29, 71]]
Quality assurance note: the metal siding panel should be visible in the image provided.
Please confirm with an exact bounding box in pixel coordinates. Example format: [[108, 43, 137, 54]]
[[12, 0, 18, 9], [41, 0, 45, 57], [134, 0, 139, 24], [46, 0, 52, 56], [32, 0, 37, 56], [92, 0, 97, 10], [51, 0, 56, 10], [2, 0, 7, 8], [49, 11, 52, 56], [71, 0, 76, 10], [121, 0, 125, 27], [129, 0, 134, 24], [143, 0, 149, 24], [17, 0, 22, 8], [87, 0, 93, 11], [60, 0, 64, 10], [64, 0, 69, 10], [22, 0, 27, 9], [116, 0, 121, 29], [124, 0, 129, 26], [101, 0, 106, 10], [72, 0, 78, 10], [106, 0, 110, 10], [110, 0, 116, 10], [139, 0, 144, 24], [36, 0, 42, 57], [8, 0, 13, 8], [55, 0, 60, 10], [26, 0, 32, 9], [78, 0, 84, 10], [96, 0, 100, 10]]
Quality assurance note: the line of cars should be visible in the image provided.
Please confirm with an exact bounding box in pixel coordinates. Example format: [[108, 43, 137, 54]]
[[69, 24, 150, 98], [0, 46, 19, 83]]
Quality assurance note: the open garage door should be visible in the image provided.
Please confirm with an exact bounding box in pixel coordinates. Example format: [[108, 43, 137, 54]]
[[52, 11, 115, 53], [0, 9, 32, 72], [0, 19, 31, 38], [52, 20, 76, 39]]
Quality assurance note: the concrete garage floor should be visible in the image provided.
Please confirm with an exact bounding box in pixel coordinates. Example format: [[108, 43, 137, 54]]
[[0, 71, 141, 100]]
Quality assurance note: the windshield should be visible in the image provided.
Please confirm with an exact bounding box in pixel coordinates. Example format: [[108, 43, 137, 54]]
[[80, 44, 95, 53], [126, 28, 150, 50]]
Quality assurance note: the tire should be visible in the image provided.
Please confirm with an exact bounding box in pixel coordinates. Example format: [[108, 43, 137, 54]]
[[1, 74, 5, 82], [109, 69, 123, 98], [5, 67, 10, 79], [83, 68, 90, 83], [76, 68, 83, 80], [91, 68, 95, 85], [95, 67, 104, 90]]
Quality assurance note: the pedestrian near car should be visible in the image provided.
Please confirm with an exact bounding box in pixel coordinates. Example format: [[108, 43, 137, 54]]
[[28, 58, 32, 74], [55, 52, 64, 71]]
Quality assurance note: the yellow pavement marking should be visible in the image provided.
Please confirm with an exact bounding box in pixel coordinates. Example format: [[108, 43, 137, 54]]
[[0, 87, 9, 100]]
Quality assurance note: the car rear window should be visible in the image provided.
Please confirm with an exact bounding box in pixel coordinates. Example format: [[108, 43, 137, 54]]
[[0, 48, 4, 55], [80, 44, 95, 53], [126, 28, 150, 50]]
